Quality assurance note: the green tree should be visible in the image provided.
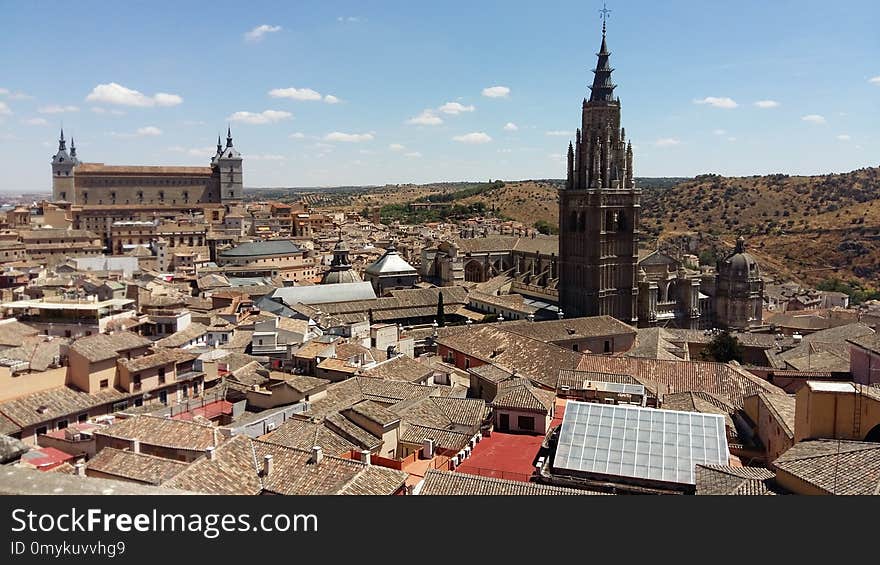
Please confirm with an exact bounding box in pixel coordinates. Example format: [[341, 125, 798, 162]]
[[702, 331, 744, 363]]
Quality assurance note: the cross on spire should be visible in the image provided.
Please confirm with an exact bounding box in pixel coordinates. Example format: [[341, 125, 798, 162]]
[[600, 1, 612, 34]]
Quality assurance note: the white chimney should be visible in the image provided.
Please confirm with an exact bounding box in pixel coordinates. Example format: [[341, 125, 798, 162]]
[[206, 446, 216, 461], [74, 460, 86, 477], [422, 438, 435, 459], [262, 454, 273, 476], [311, 446, 323, 465], [360, 449, 371, 465], [131, 439, 140, 454]]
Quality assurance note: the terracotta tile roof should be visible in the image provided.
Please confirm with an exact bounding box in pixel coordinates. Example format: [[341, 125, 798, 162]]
[[771, 440, 880, 495], [0, 386, 132, 428], [399, 424, 470, 451], [324, 413, 383, 450], [95, 415, 223, 452], [0, 320, 39, 347], [503, 316, 637, 343], [695, 464, 779, 495], [70, 331, 152, 363], [226, 361, 270, 392], [364, 355, 433, 383], [425, 397, 487, 428], [153, 323, 208, 348], [86, 447, 188, 485], [344, 400, 400, 427], [418, 469, 602, 495], [281, 375, 331, 394], [556, 369, 665, 399], [260, 418, 358, 456], [756, 392, 796, 439], [166, 435, 406, 495], [848, 332, 880, 355], [118, 349, 197, 373], [575, 355, 785, 408], [436, 325, 584, 389], [491, 384, 555, 413]]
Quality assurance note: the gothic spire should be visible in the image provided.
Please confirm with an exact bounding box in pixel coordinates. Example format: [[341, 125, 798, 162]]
[[216, 134, 223, 154], [70, 137, 77, 159], [589, 20, 617, 103], [58, 128, 67, 151], [226, 125, 233, 147]]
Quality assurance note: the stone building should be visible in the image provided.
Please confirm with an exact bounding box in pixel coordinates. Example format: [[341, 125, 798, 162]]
[[558, 23, 639, 324], [50, 128, 240, 249], [320, 239, 363, 285], [364, 243, 419, 296], [636, 250, 707, 329], [711, 236, 764, 330], [51, 127, 242, 206]]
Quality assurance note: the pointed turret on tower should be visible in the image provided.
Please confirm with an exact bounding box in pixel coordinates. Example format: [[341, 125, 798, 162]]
[[213, 125, 243, 203], [51, 127, 77, 202]]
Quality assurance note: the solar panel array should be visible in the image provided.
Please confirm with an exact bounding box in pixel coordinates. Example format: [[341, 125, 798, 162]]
[[552, 400, 728, 485]]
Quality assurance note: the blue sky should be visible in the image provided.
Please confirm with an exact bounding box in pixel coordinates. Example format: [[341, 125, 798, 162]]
[[1, 0, 878, 191]]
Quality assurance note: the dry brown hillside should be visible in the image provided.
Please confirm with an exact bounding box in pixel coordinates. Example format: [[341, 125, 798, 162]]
[[641, 167, 880, 288]]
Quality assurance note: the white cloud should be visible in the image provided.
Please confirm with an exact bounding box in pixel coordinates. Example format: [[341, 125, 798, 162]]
[[497, 148, 513, 154], [549, 153, 564, 163], [836, 134, 851, 141], [111, 126, 163, 138], [22, 117, 48, 126], [693, 96, 738, 109], [324, 131, 374, 142], [269, 87, 322, 101], [801, 114, 826, 124], [91, 107, 126, 116], [406, 110, 443, 126], [453, 132, 492, 144], [389, 143, 405, 151], [654, 137, 681, 147], [86, 83, 183, 107], [404, 152, 422, 158], [289, 132, 306, 139], [727, 137, 737, 142], [244, 24, 282, 42], [545, 130, 571, 136], [269, 88, 341, 104], [754, 100, 780, 108], [337, 16, 361, 23], [227, 110, 292, 124], [0, 102, 11, 116], [482, 86, 510, 98], [38, 105, 79, 114], [869, 76, 880, 85], [0, 88, 31, 100], [438, 102, 475, 115], [503, 122, 518, 131], [246, 154, 286, 161], [168, 146, 215, 158], [712, 129, 727, 135]]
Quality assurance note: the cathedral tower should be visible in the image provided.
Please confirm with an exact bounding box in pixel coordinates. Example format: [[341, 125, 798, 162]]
[[558, 22, 640, 323]]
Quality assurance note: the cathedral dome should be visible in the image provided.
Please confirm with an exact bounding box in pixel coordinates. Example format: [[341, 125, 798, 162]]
[[718, 236, 760, 281], [321, 268, 362, 285]]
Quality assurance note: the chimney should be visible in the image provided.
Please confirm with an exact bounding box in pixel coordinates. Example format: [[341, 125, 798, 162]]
[[131, 439, 140, 454], [74, 460, 86, 477], [422, 438, 435, 459], [206, 446, 216, 461], [360, 449, 371, 465], [262, 454, 273, 477], [311, 446, 323, 464]]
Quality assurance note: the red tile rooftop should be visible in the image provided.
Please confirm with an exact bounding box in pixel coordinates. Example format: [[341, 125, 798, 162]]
[[456, 431, 545, 483]]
